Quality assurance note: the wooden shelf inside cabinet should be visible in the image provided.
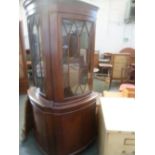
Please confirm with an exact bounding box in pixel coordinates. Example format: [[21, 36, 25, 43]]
[[23, 0, 98, 155]]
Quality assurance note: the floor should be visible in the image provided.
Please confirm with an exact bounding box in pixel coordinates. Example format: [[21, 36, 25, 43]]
[[19, 79, 120, 155]]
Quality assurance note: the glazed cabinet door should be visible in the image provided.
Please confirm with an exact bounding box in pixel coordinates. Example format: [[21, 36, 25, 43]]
[[60, 15, 95, 98], [27, 14, 45, 94]]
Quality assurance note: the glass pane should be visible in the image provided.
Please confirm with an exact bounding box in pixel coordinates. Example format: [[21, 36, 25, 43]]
[[75, 21, 84, 35], [62, 24, 68, 63], [80, 24, 89, 49], [69, 30, 78, 57], [28, 15, 45, 93], [71, 23, 77, 34], [86, 21, 92, 34], [63, 19, 73, 34], [62, 19, 93, 98]]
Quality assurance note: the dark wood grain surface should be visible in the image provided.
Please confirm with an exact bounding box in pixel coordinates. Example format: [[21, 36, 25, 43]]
[[24, 0, 98, 154]]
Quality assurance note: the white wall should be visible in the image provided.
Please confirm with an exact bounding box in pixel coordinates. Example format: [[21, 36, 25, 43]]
[[19, 0, 30, 49], [83, 0, 135, 54], [20, 0, 135, 53]]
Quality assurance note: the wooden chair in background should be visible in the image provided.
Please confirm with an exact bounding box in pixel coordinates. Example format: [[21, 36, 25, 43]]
[[119, 47, 135, 64], [110, 53, 131, 85], [119, 47, 135, 84]]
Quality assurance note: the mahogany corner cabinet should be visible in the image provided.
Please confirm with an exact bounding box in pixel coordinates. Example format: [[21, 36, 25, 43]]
[[23, 0, 98, 154]]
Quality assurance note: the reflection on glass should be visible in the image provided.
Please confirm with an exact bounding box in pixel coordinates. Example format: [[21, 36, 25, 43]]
[[62, 19, 93, 98]]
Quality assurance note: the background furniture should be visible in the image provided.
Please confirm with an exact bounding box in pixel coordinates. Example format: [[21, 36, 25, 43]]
[[122, 87, 135, 98], [119, 48, 135, 83], [119, 83, 135, 98], [98, 63, 113, 89], [119, 83, 135, 91], [98, 97, 135, 155], [98, 63, 112, 76], [111, 53, 131, 85], [99, 52, 112, 65], [103, 90, 135, 98], [23, 0, 98, 154], [94, 51, 99, 68], [19, 21, 28, 93], [119, 47, 135, 64], [127, 63, 135, 83]]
